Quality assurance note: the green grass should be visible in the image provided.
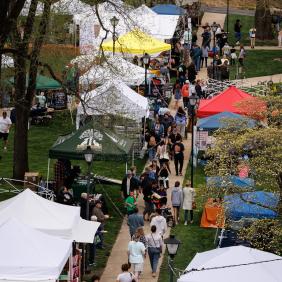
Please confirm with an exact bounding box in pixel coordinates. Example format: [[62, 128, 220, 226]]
[[158, 164, 216, 282], [224, 14, 277, 46], [229, 50, 282, 79]]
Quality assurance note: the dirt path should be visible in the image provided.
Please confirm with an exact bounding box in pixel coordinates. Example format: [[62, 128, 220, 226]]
[[100, 99, 192, 281]]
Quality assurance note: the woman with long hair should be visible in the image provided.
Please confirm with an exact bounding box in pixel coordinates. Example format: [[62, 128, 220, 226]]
[[175, 106, 187, 138]]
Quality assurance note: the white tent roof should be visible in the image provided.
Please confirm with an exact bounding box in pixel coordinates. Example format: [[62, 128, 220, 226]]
[[77, 80, 149, 121], [178, 246, 282, 282], [0, 218, 72, 282], [1, 55, 14, 68], [79, 55, 145, 86], [52, 0, 93, 15], [0, 189, 99, 243]]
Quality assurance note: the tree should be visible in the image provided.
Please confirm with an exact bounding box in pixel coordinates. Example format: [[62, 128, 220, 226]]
[[255, 0, 273, 40]]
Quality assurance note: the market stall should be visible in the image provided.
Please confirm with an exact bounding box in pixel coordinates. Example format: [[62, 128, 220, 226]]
[[206, 176, 255, 189], [0, 218, 72, 282], [200, 198, 224, 228]]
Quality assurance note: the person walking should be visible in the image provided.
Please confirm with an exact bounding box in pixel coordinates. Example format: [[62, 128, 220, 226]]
[[234, 19, 242, 45], [0, 111, 12, 150], [238, 44, 246, 66], [181, 80, 190, 109], [127, 208, 144, 238], [116, 263, 136, 282], [182, 181, 196, 225], [150, 208, 167, 237], [128, 234, 146, 282], [121, 170, 139, 200], [173, 80, 182, 109], [249, 27, 256, 49], [172, 136, 185, 176], [146, 225, 163, 278], [125, 190, 137, 215], [171, 181, 183, 225], [174, 107, 187, 138], [201, 45, 209, 68]]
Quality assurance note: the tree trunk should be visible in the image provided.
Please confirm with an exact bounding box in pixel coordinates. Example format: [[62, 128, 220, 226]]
[[255, 0, 273, 40]]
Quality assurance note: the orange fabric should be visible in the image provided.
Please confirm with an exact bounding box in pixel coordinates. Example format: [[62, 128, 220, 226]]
[[200, 199, 225, 228], [181, 84, 189, 97]]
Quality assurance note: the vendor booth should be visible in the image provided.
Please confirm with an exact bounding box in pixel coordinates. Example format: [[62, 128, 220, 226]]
[[224, 191, 278, 220], [0, 189, 100, 243], [101, 29, 171, 55], [177, 246, 282, 282], [0, 218, 72, 282], [206, 176, 255, 189], [197, 86, 255, 118], [151, 4, 185, 15], [79, 55, 146, 86], [76, 80, 149, 129], [200, 198, 224, 228]]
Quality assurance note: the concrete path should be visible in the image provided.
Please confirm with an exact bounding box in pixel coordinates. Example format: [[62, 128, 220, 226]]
[[100, 99, 192, 281], [234, 73, 282, 87]]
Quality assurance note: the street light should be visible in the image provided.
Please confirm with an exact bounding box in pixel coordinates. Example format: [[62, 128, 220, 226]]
[[110, 16, 119, 55], [143, 53, 150, 96], [226, 0, 230, 34], [189, 94, 199, 188], [164, 235, 181, 282], [211, 22, 218, 80], [84, 145, 94, 220]]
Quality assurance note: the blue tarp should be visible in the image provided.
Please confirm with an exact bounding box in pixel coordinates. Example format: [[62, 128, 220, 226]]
[[224, 191, 278, 220], [197, 111, 257, 131], [206, 176, 255, 189], [151, 4, 185, 15]]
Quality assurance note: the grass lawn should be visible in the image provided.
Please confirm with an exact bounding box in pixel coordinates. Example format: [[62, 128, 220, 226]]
[[229, 50, 282, 79], [158, 164, 216, 282], [0, 110, 146, 279], [224, 14, 277, 46]]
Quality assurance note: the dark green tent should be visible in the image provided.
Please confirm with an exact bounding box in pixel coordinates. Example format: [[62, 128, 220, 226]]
[[8, 74, 61, 90], [49, 122, 133, 161]]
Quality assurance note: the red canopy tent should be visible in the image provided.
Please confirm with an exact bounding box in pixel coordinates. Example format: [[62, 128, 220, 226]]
[[197, 86, 254, 118]]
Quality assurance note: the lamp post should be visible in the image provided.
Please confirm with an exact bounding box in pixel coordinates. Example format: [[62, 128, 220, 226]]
[[226, 0, 230, 34], [110, 16, 119, 55], [143, 53, 150, 96], [84, 145, 94, 220], [164, 235, 181, 282], [189, 94, 199, 188], [211, 22, 218, 80]]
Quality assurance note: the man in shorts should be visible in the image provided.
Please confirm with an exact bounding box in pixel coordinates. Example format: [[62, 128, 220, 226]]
[[0, 111, 12, 150]]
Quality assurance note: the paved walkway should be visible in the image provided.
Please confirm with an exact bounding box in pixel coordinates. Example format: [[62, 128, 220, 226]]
[[100, 99, 192, 281]]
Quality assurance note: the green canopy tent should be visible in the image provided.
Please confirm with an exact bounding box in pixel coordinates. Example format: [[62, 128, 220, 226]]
[[49, 122, 133, 161], [8, 74, 61, 90]]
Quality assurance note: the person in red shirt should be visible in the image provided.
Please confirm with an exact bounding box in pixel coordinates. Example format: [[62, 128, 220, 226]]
[[181, 80, 190, 109]]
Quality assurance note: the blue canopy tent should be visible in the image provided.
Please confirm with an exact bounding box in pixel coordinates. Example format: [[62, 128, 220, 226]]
[[224, 191, 278, 220], [206, 176, 255, 189], [197, 111, 257, 131], [151, 4, 185, 15]]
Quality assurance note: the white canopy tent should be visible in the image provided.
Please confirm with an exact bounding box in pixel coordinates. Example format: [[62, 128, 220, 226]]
[[76, 79, 149, 129], [1, 55, 14, 68], [79, 55, 145, 86], [0, 218, 72, 282], [178, 246, 282, 282], [0, 189, 99, 243]]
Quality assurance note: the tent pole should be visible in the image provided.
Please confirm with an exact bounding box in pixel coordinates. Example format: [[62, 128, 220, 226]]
[[132, 148, 134, 167], [125, 162, 128, 173], [47, 158, 50, 189]]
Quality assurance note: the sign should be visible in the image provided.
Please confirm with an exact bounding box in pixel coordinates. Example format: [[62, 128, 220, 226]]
[[53, 92, 66, 109], [196, 130, 209, 150]]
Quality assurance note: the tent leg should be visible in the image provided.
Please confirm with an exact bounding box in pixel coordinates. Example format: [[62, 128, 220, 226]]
[[47, 158, 50, 189], [132, 148, 134, 167], [125, 162, 128, 173]]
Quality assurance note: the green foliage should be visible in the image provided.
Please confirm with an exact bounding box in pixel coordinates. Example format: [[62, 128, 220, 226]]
[[239, 219, 282, 255]]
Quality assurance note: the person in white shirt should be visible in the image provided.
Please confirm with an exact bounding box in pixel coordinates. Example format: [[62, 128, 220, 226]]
[[127, 235, 146, 281], [0, 111, 12, 150], [183, 28, 192, 50], [182, 181, 196, 225], [116, 263, 136, 282], [150, 208, 167, 237]]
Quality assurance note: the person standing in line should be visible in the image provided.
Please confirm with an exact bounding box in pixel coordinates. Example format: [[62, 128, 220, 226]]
[[116, 263, 136, 282], [174, 107, 187, 138], [0, 111, 12, 150], [127, 234, 146, 282], [249, 27, 256, 49], [146, 225, 163, 278], [127, 208, 144, 238], [234, 19, 242, 45], [171, 181, 183, 225], [125, 190, 137, 215], [182, 181, 196, 225], [121, 170, 139, 200], [172, 136, 185, 176]]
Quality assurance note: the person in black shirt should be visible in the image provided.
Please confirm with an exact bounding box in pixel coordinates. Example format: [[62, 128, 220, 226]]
[[172, 136, 185, 176], [234, 19, 242, 45]]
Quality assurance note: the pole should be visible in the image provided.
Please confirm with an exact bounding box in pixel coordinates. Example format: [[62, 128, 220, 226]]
[[86, 162, 91, 220], [169, 257, 174, 282], [113, 25, 116, 56], [213, 31, 216, 79], [226, 0, 230, 35], [145, 66, 148, 96], [191, 107, 194, 187]]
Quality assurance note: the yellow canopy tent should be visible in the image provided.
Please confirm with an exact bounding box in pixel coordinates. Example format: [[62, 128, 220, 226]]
[[101, 29, 171, 55]]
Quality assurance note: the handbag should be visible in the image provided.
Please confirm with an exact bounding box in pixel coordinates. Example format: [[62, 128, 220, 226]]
[[151, 234, 162, 253], [130, 272, 136, 282], [192, 201, 196, 210]]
